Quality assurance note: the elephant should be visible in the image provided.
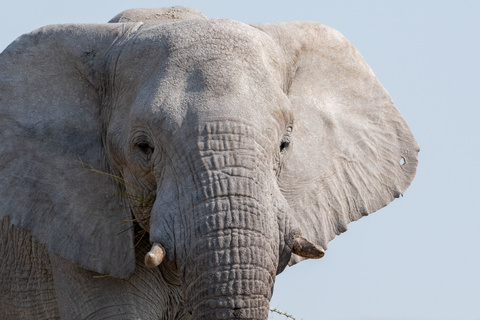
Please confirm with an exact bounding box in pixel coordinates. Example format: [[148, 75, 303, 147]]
[[0, 6, 419, 320]]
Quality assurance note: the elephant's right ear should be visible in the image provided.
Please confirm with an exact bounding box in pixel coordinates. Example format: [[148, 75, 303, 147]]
[[0, 23, 142, 278]]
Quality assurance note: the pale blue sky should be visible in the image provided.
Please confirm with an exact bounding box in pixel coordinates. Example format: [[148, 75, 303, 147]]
[[2, 1, 479, 319]]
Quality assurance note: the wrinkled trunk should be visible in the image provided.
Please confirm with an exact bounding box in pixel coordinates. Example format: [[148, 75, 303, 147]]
[[182, 183, 277, 320], [186, 157, 277, 317], [153, 121, 281, 319], [186, 235, 274, 318]]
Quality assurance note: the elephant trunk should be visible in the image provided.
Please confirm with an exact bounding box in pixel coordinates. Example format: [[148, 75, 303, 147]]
[[147, 121, 282, 319], [181, 178, 278, 319], [185, 233, 274, 319]]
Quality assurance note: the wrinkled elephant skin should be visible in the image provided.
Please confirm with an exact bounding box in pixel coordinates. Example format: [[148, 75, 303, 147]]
[[0, 6, 418, 320]]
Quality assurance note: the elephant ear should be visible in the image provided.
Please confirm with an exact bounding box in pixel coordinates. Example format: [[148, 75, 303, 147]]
[[0, 23, 143, 277], [256, 22, 419, 264]]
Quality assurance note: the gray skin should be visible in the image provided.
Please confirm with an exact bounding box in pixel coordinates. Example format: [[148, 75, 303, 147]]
[[0, 6, 419, 320]]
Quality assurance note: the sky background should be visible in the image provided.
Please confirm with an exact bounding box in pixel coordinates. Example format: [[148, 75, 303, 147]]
[[1, 1, 479, 319]]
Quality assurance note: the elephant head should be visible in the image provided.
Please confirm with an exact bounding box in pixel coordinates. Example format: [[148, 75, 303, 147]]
[[0, 6, 418, 320]]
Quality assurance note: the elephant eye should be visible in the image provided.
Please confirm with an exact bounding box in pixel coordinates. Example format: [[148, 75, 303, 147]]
[[280, 141, 290, 152], [280, 126, 292, 154], [137, 141, 154, 157]]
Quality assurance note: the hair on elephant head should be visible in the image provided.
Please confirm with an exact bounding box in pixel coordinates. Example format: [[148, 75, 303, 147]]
[[0, 6, 418, 320]]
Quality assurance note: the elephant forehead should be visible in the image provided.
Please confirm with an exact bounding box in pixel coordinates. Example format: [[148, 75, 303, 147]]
[[113, 19, 289, 139], [157, 19, 271, 54], [129, 75, 286, 138], [164, 21, 272, 65], [117, 19, 283, 78]]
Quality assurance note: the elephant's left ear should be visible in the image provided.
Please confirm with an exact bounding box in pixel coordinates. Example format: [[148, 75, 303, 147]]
[[0, 23, 142, 277], [255, 22, 419, 264]]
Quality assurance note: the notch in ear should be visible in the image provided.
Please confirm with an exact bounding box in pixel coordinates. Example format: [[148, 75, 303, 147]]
[[255, 22, 419, 265], [0, 22, 144, 278]]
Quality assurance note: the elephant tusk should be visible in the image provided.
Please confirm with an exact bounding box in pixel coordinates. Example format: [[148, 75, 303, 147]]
[[145, 243, 165, 268], [292, 236, 325, 259]]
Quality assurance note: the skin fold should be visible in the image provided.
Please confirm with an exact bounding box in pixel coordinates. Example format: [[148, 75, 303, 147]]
[[0, 6, 419, 320]]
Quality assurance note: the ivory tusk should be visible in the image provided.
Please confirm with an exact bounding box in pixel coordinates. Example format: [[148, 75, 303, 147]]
[[145, 242, 165, 268], [292, 236, 325, 259]]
